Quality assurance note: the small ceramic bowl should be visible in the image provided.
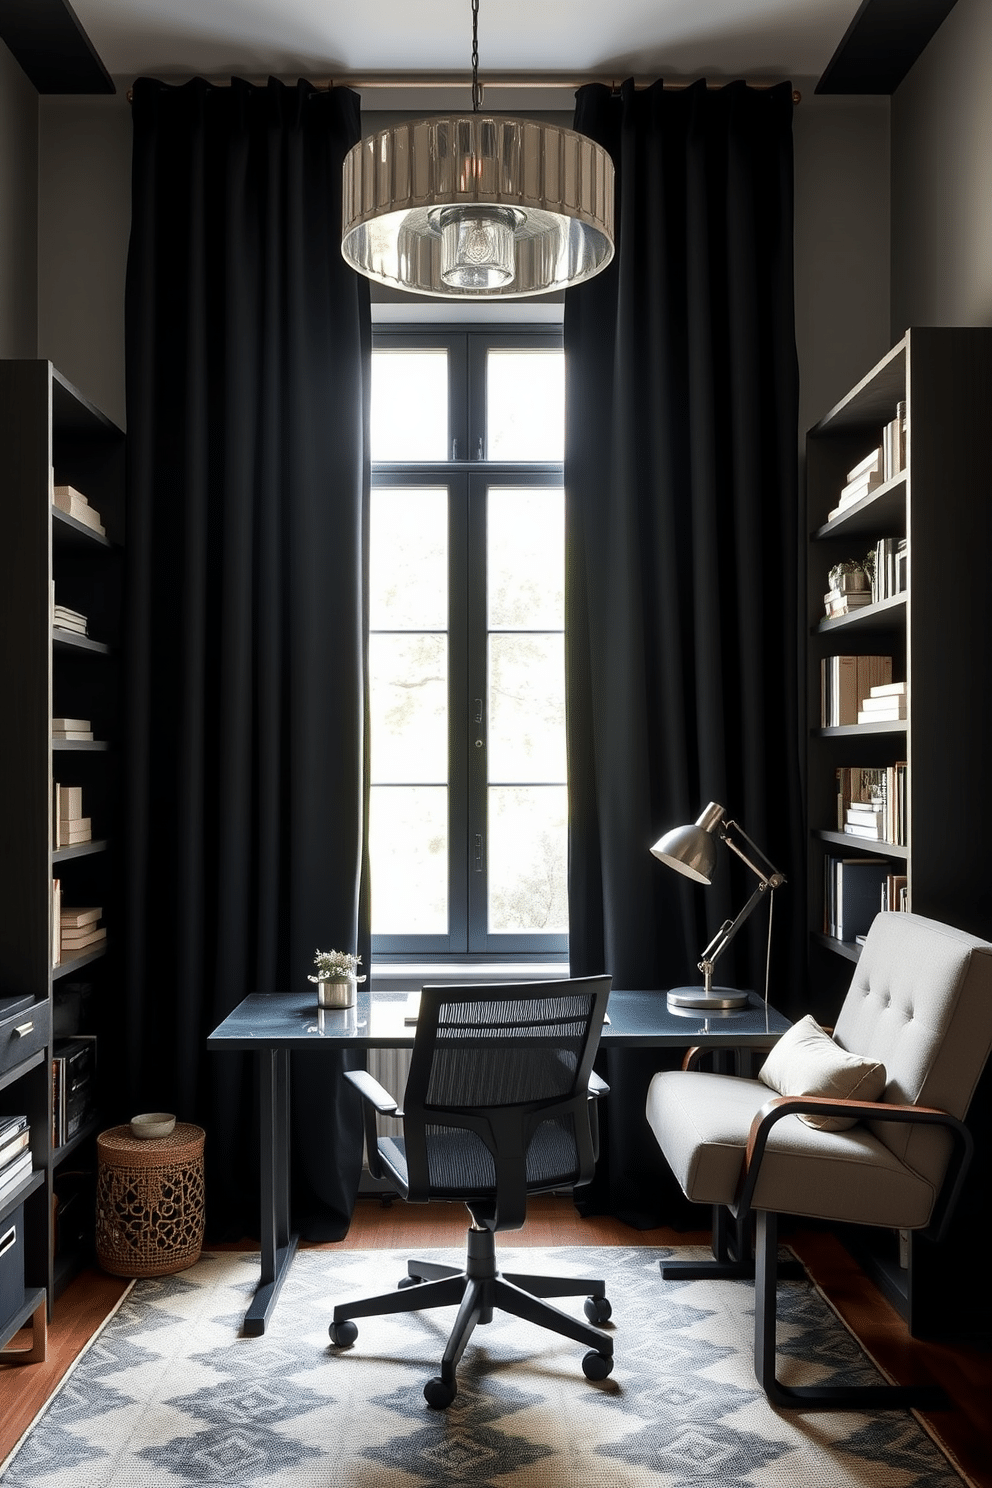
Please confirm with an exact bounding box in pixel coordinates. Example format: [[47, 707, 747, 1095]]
[[130, 1112, 176, 1140]]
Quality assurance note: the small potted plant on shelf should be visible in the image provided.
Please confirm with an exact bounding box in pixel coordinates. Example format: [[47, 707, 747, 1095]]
[[309, 948, 366, 1009]]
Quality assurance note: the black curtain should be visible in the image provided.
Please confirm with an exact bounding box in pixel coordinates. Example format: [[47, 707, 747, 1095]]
[[565, 79, 804, 1225], [121, 77, 370, 1240]]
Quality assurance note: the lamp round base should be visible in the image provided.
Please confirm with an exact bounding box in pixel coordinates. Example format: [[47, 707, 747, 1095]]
[[666, 986, 750, 1011]]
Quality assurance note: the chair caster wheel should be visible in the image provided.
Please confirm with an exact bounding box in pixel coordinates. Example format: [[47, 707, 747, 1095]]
[[329, 1320, 358, 1347], [398, 1275, 423, 1289], [424, 1376, 456, 1409], [582, 1349, 613, 1381], [584, 1295, 612, 1324]]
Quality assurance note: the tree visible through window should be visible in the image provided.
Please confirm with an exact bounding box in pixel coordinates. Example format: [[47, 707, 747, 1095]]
[[369, 328, 567, 959]]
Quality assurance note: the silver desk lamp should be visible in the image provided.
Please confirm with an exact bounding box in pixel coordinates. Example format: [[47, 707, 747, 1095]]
[[651, 802, 787, 1011]]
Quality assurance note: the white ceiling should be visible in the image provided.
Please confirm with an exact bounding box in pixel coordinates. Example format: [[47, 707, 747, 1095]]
[[68, 0, 865, 87]]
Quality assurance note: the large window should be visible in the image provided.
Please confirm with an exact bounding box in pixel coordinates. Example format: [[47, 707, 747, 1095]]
[[370, 328, 567, 960]]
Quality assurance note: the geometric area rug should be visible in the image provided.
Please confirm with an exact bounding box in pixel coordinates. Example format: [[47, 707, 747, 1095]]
[[0, 1246, 971, 1487]]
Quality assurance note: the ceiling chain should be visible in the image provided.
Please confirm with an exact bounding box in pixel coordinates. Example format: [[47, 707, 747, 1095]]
[[471, 0, 482, 111]]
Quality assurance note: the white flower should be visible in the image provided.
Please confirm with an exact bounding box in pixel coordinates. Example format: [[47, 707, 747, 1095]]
[[308, 948, 367, 983]]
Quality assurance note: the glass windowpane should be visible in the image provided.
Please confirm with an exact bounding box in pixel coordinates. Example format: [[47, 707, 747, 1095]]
[[488, 635, 566, 783], [370, 634, 447, 784], [371, 349, 448, 461], [370, 786, 448, 933], [488, 786, 568, 932], [487, 349, 564, 461], [370, 488, 447, 630], [488, 487, 564, 629]]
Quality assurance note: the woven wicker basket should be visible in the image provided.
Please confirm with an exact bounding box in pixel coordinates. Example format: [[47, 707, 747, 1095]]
[[95, 1123, 205, 1277]]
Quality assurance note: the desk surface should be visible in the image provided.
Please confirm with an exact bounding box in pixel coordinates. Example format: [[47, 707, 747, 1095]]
[[207, 988, 791, 1050]]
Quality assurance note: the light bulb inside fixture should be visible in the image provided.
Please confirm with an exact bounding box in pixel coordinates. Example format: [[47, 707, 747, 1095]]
[[439, 206, 518, 290]]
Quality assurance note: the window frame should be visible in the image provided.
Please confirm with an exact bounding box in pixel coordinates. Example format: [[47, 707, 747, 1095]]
[[370, 324, 567, 964]]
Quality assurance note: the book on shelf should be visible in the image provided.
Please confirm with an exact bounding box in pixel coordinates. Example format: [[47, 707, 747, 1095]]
[[825, 855, 890, 941], [0, 1115, 28, 1149], [881, 403, 906, 481], [53, 783, 85, 848], [52, 718, 90, 732], [857, 706, 907, 724], [53, 483, 105, 536], [844, 818, 888, 840], [871, 537, 908, 603], [835, 763, 907, 844], [846, 448, 882, 484], [59, 925, 106, 952], [859, 693, 908, 715], [52, 1036, 97, 1148], [52, 877, 61, 965], [868, 681, 906, 698], [883, 873, 909, 912], [820, 655, 892, 727], [52, 730, 94, 741], [57, 818, 92, 847], [0, 1125, 30, 1173], [0, 1149, 32, 1202], [60, 906, 102, 929], [823, 590, 873, 619]]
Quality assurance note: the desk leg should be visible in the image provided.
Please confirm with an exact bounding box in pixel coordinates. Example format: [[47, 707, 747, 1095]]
[[246, 1047, 299, 1336]]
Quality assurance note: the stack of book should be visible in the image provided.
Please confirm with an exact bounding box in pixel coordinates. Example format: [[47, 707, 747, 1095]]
[[827, 448, 884, 520], [858, 680, 907, 724], [821, 655, 892, 727], [53, 783, 91, 848], [824, 855, 890, 941], [52, 1037, 97, 1148], [823, 585, 873, 619], [871, 536, 908, 602], [836, 762, 908, 844], [0, 1115, 32, 1206], [53, 483, 105, 537], [59, 907, 106, 961], [52, 602, 88, 636], [52, 717, 94, 742]]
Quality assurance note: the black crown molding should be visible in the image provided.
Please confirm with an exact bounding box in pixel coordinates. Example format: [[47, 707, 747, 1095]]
[[0, 0, 114, 94], [816, 0, 959, 95]]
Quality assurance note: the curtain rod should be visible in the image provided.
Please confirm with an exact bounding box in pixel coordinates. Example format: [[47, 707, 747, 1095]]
[[127, 76, 801, 104]]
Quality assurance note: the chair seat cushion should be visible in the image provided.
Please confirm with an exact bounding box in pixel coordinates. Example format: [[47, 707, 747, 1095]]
[[645, 1069, 937, 1229], [377, 1116, 581, 1199], [758, 1014, 886, 1130]]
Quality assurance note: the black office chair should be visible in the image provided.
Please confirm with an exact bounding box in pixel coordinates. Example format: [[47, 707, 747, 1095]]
[[329, 975, 614, 1408]]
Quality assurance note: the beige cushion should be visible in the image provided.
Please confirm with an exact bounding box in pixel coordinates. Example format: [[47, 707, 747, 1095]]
[[758, 1014, 886, 1130]]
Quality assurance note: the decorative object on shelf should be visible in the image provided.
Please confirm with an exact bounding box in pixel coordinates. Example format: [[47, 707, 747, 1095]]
[[650, 802, 786, 1010], [96, 1123, 205, 1277], [824, 557, 875, 617], [309, 948, 366, 1009], [53, 483, 105, 536], [340, 0, 614, 299], [130, 1112, 176, 1140]]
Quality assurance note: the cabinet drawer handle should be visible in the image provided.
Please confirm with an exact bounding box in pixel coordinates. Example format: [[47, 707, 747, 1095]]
[[13, 1021, 34, 1038], [0, 1224, 15, 1258]]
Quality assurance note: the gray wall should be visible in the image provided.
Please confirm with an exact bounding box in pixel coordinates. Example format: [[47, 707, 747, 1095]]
[[37, 95, 131, 430], [793, 92, 890, 433], [891, 0, 992, 333], [0, 40, 37, 359]]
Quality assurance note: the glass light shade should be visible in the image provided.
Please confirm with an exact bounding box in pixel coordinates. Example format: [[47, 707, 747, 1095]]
[[341, 116, 615, 299]]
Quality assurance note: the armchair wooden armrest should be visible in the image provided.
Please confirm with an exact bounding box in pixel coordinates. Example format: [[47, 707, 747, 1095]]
[[736, 1094, 973, 1240]]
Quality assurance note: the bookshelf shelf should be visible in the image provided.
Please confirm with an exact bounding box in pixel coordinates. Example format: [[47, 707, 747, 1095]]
[[814, 829, 909, 859], [52, 630, 111, 657], [804, 326, 992, 1339], [0, 358, 123, 1329]]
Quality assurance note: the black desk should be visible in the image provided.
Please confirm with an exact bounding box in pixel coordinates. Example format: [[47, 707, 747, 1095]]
[[207, 988, 791, 1334]]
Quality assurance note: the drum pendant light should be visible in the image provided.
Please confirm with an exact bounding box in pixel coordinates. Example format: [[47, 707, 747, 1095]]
[[340, 0, 615, 299]]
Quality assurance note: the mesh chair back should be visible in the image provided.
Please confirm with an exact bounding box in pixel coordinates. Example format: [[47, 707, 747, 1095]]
[[398, 976, 611, 1219]]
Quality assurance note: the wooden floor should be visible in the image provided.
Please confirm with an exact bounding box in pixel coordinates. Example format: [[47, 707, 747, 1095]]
[[3, 1197, 990, 1484]]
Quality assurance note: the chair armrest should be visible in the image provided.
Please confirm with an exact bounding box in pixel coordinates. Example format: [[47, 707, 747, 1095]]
[[683, 1039, 780, 1074], [345, 1067, 400, 1116], [736, 1094, 973, 1241]]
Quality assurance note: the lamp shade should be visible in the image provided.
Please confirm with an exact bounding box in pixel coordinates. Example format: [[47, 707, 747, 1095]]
[[649, 802, 726, 884], [341, 115, 615, 299]]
